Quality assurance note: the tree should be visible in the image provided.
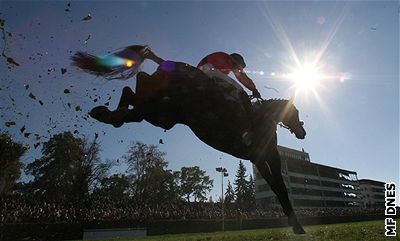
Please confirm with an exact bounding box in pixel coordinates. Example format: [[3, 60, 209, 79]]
[[224, 180, 235, 204], [180, 166, 213, 202], [234, 160, 248, 209], [245, 175, 256, 210], [25, 132, 111, 203], [0, 133, 26, 195], [94, 174, 132, 200], [123, 141, 180, 204]]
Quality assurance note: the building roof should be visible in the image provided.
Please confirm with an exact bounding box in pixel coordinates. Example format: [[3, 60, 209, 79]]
[[358, 179, 385, 185]]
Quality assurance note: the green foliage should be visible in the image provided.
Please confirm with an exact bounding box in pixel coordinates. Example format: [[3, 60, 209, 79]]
[[234, 160, 248, 209], [246, 175, 256, 209], [0, 132, 26, 195], [123, 141, 181, 204], [94, 174, 132, 200], [233, 161, 256, 210], [224, 180, 235, 204], [25, 132, 111, 202], [180, 166, 213, 202]]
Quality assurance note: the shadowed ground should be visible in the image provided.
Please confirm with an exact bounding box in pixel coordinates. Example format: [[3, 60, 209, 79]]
[[76, 220, 397, 241]]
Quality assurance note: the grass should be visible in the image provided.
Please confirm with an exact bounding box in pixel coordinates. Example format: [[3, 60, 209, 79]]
[[82, 220, 399, 241]]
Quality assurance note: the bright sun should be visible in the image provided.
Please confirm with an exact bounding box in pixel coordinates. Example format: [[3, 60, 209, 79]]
[[288, 64, 322, 92]]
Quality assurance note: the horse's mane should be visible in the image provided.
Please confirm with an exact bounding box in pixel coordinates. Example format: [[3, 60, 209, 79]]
[[261, 98, 292, 112]]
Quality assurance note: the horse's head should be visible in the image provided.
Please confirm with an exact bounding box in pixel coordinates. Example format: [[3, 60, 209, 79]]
[[281, 98, 306, 139]]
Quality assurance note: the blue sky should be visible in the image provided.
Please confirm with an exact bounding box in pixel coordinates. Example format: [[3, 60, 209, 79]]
[[0, 1, 398, 200]]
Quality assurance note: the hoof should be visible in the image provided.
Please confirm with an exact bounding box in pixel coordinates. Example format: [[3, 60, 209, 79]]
[[89, 106, 110, 121], [288, 214, 306, 234], [89, 106, 124, 128], [292, 224, 306, 234]]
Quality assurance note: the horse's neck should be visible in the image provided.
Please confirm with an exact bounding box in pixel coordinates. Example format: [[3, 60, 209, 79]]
[[261, 99, 290, 122]]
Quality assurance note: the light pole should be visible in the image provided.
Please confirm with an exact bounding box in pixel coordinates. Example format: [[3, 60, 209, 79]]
[[216, 167, 228, 232]]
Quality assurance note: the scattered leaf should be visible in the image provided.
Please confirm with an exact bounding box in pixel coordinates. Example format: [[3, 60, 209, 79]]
[[84, 34, 91, 44], [20, 126, 25, 133], [61, 68, 67, 74], [5, 121, 16, 127], [6, 57, 19, 66], [29, 92, 36, 100], [75, 105, 81, 111], [24, 132, 31, 138], [64, 88, 70, 94], [0, 19, 5, 27], [82, 14, 92, 21], [159, 139, 164, 144], [24, 84, 29, 90], [38, 100, 44, 106]]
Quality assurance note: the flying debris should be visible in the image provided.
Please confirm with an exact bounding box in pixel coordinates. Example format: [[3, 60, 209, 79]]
[[24, 84, 29, 90], [24, 133, 31, 138], [75, 105, 81, 111], [64, 88, 71, 94], [38, 100, 44, 106], [159, 139, 164, 144], [82, 14, 92, 21], [6, 56, 19, 66], [84, 35, 91, 44], [5, 121, 16, 127], [65, 3, 71, 12], [264, 85, 279, 93], [28, 92, 36, 100], [20, 126, 25, 133], [61, 68, 67, 74]]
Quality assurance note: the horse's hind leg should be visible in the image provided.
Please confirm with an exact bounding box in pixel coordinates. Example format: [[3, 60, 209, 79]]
[[253, 149, 305, 234], [117, 86, 137, 109], [89, 86, 139, 127]]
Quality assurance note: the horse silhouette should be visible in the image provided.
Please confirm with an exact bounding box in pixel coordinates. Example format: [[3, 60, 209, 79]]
[[74, 49, 307, 234], [89, 61, 306, 233]]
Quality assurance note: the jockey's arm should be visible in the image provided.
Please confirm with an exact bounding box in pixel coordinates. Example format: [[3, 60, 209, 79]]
[[233, 68, 257, 92]]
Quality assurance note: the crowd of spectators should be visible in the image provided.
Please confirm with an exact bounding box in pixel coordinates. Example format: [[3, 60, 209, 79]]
[[1, 194, 384, 224]]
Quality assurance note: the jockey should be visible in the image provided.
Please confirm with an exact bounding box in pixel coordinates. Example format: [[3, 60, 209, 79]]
[[197, 52, 261, 100]]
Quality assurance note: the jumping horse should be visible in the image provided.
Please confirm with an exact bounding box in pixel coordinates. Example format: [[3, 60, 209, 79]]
[[73, 46, 307, 234]]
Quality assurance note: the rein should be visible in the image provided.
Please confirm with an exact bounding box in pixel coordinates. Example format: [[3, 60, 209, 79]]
[[278, 123, 292, 132]]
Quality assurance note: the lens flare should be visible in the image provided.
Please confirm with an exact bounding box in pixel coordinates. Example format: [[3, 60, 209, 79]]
[[125, 59, 135, 68]]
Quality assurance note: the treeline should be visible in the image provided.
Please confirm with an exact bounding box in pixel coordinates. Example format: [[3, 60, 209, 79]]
[[0, 131, 255, 210]]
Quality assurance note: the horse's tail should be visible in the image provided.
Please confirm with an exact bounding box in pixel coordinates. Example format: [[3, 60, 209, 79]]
[[71, 45, 146, 80], [71, 51, 112, 76]]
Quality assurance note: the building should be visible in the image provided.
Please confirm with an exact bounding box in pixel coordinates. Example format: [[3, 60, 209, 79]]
[[254, 145, 364, 209], [359, 179, 385, 208]]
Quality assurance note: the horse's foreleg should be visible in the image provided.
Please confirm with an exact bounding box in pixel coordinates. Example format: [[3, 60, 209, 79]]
[[253, 149, 305, 234], [267, 149, 305, 234]]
